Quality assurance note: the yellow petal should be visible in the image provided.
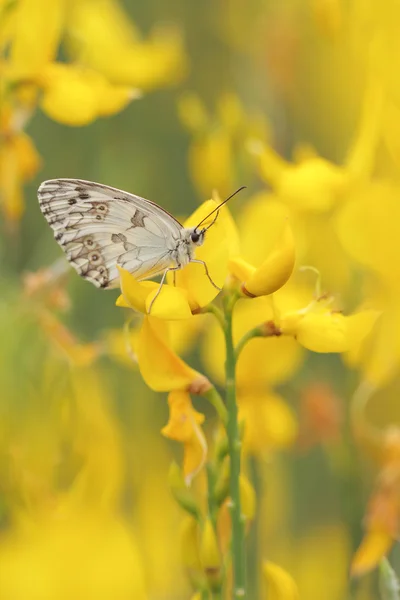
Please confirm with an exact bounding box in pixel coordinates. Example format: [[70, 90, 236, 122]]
[[40, 64, 134, 126], [9, 0, 64, 78], [14, 133, 41, 179], [162, 391, 207, 483], [118, 267, 192, 320], [67, 2, 187, 90], [180, 516, 202, 572], [263, 561, 299, 600], [239, 475, 257, 521], [351, 530, 393, 577], [178, 92, 209, 133], [118, 266, 157, 312], [145, 286, 193, 320], [0, 132, 41, 222], [244, 221, 295, 297], [97, 86, 140, 117], [137, 318, 200, 391], [229, 256, 256, 284], [286, 309, 380, 354], [277, 158, 347, 212], [199, 518, 221, 571], [239, 392, 298, 455], [189, 130, 234, 198], [0, 510, 147, 600], [162, 391, 205, 442], [346, 309, 381, 346], [335, 182, 400, 287], [237, 192, 290, 267]]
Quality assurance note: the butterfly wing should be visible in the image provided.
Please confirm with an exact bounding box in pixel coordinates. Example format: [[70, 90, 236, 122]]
[[38, 178, 183, 289]]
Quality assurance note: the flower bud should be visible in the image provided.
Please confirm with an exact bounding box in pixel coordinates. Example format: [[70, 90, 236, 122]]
[[168, 462, 201, 518], [230, 222, 295, 298], [199, 518, 222, 590], [262, 561, 299, 600], [240, 475, 256, 521]]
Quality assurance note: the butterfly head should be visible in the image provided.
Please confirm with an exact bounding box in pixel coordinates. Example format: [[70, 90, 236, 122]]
[[187, 227, 206, 247]]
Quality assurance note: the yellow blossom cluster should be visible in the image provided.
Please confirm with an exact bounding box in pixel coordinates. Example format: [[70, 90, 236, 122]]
[[0, 0, 186, 222]]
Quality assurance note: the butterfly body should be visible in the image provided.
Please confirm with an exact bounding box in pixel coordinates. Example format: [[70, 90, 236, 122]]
[[38, 178, 207, 290]]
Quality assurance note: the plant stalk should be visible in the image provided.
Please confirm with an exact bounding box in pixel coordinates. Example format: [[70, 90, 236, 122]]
[[223, 294, 246, 599]]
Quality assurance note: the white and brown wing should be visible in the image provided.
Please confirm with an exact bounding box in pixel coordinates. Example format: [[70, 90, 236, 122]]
[[38, 178, 183, 288]]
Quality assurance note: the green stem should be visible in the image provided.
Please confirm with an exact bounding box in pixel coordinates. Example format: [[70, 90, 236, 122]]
[[201, 303, 225, 329], [235, 321, 281, 361], [234, 325, 265, 360], [204, 386, 228, 424], [223, 294, 246, 599], [201, 589, 209, 600]]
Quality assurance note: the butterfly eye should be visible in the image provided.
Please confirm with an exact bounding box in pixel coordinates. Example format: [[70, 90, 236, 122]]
[[191, 231, 200, 243]]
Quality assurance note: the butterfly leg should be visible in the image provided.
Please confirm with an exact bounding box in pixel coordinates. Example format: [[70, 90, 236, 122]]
[[148, 266, 180, 314], [190, 259, 222, 291]]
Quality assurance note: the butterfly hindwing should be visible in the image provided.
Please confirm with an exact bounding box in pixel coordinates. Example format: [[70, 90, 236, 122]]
[[38, 179, 183, 288]]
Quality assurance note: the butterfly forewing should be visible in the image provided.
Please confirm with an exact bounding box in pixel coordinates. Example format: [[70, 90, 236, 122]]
[[38, 179, 183, 288]]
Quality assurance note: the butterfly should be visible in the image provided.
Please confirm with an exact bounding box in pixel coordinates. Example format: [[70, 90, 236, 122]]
[[38, 179, 244, 310]]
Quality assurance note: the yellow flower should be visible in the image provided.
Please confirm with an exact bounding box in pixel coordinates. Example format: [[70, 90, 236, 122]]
[[116, 198, 232, 318], [162, 391, 207, 484], [180, 515, 203, 573], [40, 63, 138, 126], [136, 316, 210, 393], [279, 303, 380, 354], [351, 427, 400, 576], [67, 0, 187, 90], [199, 518, 221, 572], [250, 141, 347, 212], [0, 107, 41, 221], [230, 220, 295, 297], [189, 129, 234, 199], [262, 561, 299, 600], [179, 92, 269, 197], [7, 0, 64, 79], [0, 509, 148, 600], [351, 531, 392, 578]]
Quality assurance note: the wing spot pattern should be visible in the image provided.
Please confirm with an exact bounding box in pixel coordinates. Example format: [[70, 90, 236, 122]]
[[131, 209, 146, 228], [37, 178, 184, 289]]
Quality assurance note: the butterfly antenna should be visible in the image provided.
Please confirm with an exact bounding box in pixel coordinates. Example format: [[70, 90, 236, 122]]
[[194, 186, 247, 231]]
